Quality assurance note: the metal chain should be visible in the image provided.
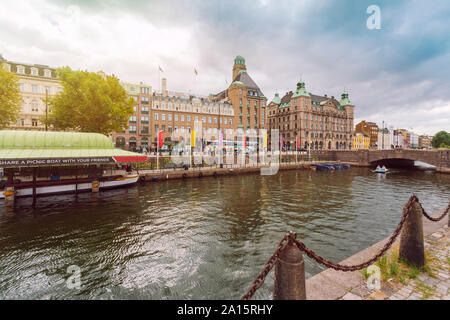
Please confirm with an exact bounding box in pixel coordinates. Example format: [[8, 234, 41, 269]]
[[241, 232, 295, 300], [241, 195, 448, 299], [417, 199, 450, 222], [293, 195, 416, 272]]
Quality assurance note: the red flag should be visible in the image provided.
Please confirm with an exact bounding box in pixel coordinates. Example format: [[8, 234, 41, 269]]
[[296, 137, 300, 149], [243, 135, 247, 149], [158, 130, 164, 148]]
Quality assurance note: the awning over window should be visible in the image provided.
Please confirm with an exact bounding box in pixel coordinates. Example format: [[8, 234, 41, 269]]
[[0, 130, 148, 168]]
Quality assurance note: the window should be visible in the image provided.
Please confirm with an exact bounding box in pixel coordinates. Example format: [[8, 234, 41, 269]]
[[224, 118, 228, 125], [141, 97, 149, 104], [44, 70, 51, 78], [129, 126, 137, 133], [229, 118, 233, 125], [154, 125, 159, 132], [45, 86, 51, 94], [141, 126, 149, 134], [187, 115, 191, 122], [17, 66, 24, 74], [239, 89, 242, 95], [175, 114, 178, 122], [141, 106, 149, 113], [202, 116, 206, 123], [168, 114, 172, 121], [31, 68, 38, 76], [141, 116, 149, 123], [19, 83, 24, 91], [162, 113, 166, 121], [168, 126, 172, 133], [141, 87, 149, 94], [154, 113, 159, 121], [32, 85, 38, 93], [208, 117, 212, 124], [181, 114, 185, 122], [31, 101, 39, 112], [32, 119, 38, 127]]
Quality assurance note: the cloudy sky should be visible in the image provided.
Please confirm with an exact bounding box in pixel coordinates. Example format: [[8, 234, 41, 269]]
[[1, 0, 449, 135]]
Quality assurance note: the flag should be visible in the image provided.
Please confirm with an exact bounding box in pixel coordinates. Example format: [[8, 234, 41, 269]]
[[243, 135, 247, 149], [281, 135, 284, 149], [296, 137, 300, 149], [219, 131, 223, 148], [194, 68, 198, 76], [191, 130, 196, 147], [158, 65, 164, 73], [158, 130, 164, 148], [263, 134, 267, 148]]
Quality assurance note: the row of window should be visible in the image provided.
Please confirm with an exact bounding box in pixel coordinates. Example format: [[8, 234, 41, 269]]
[[154, 103, 233, 115], [154, 125, 236, 135], [18, 83, 62, 94], [3, 64, 53, 78], [153, 113, 234, 125]]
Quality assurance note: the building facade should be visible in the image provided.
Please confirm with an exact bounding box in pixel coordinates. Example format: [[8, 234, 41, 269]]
[[355, 120, 378, 149], [419, 135, 432, 149], [151, 87, 234, 150], [110, 81, 152, 152], [0, 55, 62, 130], [267, 81, 355, 150], [377, 127, 393, 149], [214, 56, 267, 135], [353, 132, 370, 150]]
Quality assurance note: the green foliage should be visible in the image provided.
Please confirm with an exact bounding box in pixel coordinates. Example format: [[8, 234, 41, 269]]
[[44, 67, 134, 135], [0, 67, 22, 129], [431, 131, 450, 148]]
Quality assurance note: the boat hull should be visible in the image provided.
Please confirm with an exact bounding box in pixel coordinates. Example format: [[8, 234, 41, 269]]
[[0, 175, 139, 200]]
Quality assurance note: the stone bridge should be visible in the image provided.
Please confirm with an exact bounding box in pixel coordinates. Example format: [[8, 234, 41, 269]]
[[327, 149, 450, 173]]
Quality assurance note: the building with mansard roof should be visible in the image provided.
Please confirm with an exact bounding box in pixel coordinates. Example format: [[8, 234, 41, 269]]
[[214, 56, 267, 135], [267, 81, 355, 150]]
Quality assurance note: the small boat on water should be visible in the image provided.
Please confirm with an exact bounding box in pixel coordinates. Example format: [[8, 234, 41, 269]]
[[311, 163, 350, 171], [374, 165, 388, 173]]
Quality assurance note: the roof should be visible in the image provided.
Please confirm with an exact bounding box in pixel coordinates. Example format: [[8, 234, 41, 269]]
[[0, 131, 147, 168], [291, 81, 310, 98], [271, 93, 281, 105], [233, 71, 264, 97]]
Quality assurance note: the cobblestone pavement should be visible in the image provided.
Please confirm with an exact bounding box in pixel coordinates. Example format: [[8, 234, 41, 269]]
[[340, 224, 449, 300]]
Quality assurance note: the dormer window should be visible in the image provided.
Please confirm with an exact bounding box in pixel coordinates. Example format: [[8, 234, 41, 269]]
[[31, 68, 38, 76], [44, 69, 51, 77], [17, 66, 24, 74]]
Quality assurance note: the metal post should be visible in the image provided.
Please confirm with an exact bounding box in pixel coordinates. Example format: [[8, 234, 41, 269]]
[[4, 170, 15, 208], [32, 167, 37, 208], [399, 199, 425, 268], [273, 235, 306, 300]]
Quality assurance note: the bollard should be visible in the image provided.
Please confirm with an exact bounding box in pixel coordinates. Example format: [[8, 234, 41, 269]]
[[273, 236, 306, 300], [399, 200, 425, 268]]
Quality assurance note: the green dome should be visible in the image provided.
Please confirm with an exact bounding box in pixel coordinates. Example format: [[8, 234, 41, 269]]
[[271, 92, 281, 105], [234, 56, 246, 66], [292, 81, 310, 98], [339, 91, 353, 107], [237, 70, 247, 75], [0, 130, 114, 149]]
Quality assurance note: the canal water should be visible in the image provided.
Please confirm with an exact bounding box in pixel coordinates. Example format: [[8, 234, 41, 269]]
[[0, 167, 449, 299]]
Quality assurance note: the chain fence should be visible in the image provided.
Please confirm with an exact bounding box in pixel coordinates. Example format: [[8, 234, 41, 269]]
[[241, 194, 450, 300]]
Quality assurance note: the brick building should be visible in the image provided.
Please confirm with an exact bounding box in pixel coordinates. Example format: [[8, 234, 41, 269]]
[[355, 120, 378, 149]]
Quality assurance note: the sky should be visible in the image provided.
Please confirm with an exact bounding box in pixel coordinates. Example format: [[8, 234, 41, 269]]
[[1, 0, 449, 135]]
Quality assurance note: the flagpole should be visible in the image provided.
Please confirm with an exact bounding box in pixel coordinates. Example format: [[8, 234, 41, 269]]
[[296, 135, 298, 163]]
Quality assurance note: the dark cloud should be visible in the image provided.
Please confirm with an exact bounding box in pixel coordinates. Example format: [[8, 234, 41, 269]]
[[2, 0, 449, 134]]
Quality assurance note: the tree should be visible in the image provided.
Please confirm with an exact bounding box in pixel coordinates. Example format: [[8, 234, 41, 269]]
[[0, 67, 22, 129], [431, 131, 450, 148], [45, 67, 134, 135]]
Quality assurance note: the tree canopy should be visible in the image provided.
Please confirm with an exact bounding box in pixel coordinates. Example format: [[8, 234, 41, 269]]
[[431, 131, 450, 149], [0, 67, 22, 129], [45, 67, 134, 135]]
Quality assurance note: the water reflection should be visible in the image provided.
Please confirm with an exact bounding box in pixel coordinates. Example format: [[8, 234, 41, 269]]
[[0, 168, 449, 299]]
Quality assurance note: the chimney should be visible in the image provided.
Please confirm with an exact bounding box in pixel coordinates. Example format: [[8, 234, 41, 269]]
[[162, 78, 167, 95]]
